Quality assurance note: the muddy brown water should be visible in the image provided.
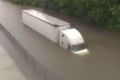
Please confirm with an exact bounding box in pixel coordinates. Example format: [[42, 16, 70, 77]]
[[0, 0, 120, 80]]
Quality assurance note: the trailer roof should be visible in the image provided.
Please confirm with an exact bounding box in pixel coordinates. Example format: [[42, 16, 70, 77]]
[[22, 9, 70, 27]]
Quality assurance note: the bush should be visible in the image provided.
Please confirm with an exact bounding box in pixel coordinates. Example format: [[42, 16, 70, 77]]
[[11, 0, 120, 31], [12, 0, 47, 7]]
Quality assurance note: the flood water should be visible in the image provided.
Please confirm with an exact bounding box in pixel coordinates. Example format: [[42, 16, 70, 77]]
[[0, 0, 120, 80]]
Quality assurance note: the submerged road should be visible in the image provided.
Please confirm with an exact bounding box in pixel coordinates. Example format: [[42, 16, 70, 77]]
[[0, 0, 120, 80]]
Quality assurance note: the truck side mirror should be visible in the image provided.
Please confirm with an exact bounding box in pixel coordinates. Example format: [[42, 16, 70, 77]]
[[67, 44, 71, 51]]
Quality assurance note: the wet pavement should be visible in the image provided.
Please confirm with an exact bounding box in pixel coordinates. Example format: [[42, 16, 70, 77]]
[[0, 28, 43, 80], [0, 44, 26, 80], [0, 0, 120, 80]]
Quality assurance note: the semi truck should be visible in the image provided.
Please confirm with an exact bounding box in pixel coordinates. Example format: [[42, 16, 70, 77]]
[[22, 9, 88, 55]]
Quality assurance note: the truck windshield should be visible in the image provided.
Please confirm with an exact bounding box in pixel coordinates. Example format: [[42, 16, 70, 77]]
[[71, 43, 87, 52]]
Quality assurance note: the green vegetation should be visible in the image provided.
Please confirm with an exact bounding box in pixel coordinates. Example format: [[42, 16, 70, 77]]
[[11, 0, 120, 31]]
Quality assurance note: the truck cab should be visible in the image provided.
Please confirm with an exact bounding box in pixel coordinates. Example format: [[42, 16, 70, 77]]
[[59, 28, 88, 55]]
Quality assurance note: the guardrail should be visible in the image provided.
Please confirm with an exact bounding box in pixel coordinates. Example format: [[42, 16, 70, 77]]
[[0, 23, 63, 80]]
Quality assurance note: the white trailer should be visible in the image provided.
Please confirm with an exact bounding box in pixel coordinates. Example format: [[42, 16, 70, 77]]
[[22, 9, 88, 55]]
